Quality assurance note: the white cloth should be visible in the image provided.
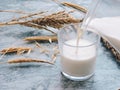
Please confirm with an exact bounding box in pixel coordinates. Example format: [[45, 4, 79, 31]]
[[88, 17, 120, 53]]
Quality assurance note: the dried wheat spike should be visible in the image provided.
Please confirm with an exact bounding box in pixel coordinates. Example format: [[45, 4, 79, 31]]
[[7, 58, 54, 65], [61, 2, 87, 13], [30, 11, 82, 29], [24, 35, 57, 42], [52, 0, 87, 13], [0, 11, 82, 30], [101, 38, 120, 61], [0, 47, 32, 55]]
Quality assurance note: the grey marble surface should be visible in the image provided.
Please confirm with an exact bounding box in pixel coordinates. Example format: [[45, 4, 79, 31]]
[[0, 0, 120, 90]]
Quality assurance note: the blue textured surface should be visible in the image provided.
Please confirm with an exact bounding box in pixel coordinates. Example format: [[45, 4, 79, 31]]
[[0, 0, 120, 90]]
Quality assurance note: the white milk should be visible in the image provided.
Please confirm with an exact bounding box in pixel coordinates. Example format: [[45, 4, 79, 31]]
[[61, 39, 96, 77]]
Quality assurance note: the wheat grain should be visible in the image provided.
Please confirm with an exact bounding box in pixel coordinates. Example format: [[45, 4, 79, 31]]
[[24, 35, 57, 42], [0, 11, 81, 27], [31, 11, 82, 29], [52, 0, 87, 13], [0, 47, 32, 55], [61, 2, 87, 13], [7, 58, 54, 65]]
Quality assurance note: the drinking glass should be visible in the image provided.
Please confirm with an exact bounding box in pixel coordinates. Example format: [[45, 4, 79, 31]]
[[58, 24, 100, 81]]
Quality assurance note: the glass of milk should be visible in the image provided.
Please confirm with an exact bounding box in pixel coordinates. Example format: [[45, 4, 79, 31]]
[[58, 24, 100, 81]]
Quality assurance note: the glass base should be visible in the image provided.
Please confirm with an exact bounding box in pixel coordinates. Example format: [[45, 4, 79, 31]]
[[62, 72, 94, 81]]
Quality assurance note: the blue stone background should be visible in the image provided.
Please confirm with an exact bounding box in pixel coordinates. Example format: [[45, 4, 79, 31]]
[[0, 0, 120, 90]]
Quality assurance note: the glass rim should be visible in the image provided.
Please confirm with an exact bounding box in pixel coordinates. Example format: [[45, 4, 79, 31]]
[[63, 38, 99, 48], [58, 31, 99, 48]]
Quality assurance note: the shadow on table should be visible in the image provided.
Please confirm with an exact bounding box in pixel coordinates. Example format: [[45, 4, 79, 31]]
[[60, 72, 95, 90]]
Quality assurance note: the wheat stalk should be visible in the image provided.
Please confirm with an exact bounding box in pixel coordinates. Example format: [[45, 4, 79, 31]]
[[61, 2, 87, 13], [0, 47, 32, 55], [11, 11, 45, 21], [21, 22, 56, 34], [24, 35, 57, 42], [0, 58, 54, 65], [0, 11, 82, 29], [52, 0, 87, 13], [30, 11, 82, 29], [0, 10, 29, 14]]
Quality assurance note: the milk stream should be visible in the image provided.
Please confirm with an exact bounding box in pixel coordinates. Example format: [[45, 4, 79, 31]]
[[76, 27, 83, 54]]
